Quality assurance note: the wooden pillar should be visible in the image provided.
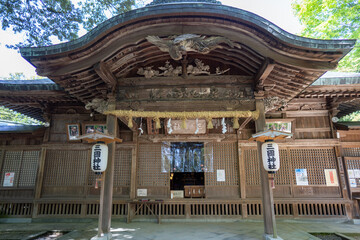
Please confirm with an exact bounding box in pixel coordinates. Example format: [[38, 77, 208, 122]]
[[0, 149, 6, 177], [255, 98, 275, 237], [32, 147, 47, 218], [238, 144, 246, 200], [334, 146, 348, 199], [130, 132, 138, 199], [98, 97, 118, 237]]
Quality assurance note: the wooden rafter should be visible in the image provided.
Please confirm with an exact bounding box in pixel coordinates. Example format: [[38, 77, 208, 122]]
[[254, 58, 275, 91], [94, 61, 117, 92]]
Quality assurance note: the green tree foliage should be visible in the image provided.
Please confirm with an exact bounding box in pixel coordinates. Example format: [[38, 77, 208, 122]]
[[0, 106, 43, 125], [1, 73, 46, 124], [1, 72, 47, 80], [0, 0, 136, 49], [292, 0, 360, 72], [1, 0, 82, 48], [79, 0, 135, 31], [2, 72, 26, 80], [339, 110, 360, 122]]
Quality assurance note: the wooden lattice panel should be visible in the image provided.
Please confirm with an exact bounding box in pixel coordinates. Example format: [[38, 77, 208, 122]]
[[247, 203, 262, 216], [343, 148, 360, 157], [297, 203, 345, 216], [87, 148, 132, 187], [290, 148, 337, 185], [87, 203, 99, 215], [0, 202, 32, 217], [346, 158, 360, 170], [205, 142, 238, 186], [0, 150, 2, 169], [137, 144, 168, 187], [114, 149, 132, 187], [161, 203, 185, 216], [112, 203, 127, 216], [1, 151, 22, 187], [190, 203, 241, 216], [37, 203, 82, 216], [18, 151, 40, 187], [275, 149, 291, 185], [43, 150, 88, 186], [244, 148, 260, 185], [274, 203, 293, 216]]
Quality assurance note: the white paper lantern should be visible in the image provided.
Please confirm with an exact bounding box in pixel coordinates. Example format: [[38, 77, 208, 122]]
[[91, 143, 108, 172], [261, 142, 280, 172]]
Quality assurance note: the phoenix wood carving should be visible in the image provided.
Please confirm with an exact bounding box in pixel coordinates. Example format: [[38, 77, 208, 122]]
[[146, 34, 235, 60]]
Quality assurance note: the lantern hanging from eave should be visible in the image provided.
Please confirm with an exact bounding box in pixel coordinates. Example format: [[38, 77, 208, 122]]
[[261, 141, 280, 172], [91, 143, 108, 172]]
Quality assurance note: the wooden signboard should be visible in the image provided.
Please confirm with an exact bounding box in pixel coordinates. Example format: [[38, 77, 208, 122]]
[[66, 123, 80, 141], [166, 119, 206, 135]]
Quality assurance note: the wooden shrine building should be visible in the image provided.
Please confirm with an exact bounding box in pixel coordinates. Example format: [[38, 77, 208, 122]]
[[0, 0, 359, 223]]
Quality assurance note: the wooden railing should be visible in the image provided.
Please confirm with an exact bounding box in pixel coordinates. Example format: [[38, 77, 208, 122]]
[[0, 199, 350, 219]]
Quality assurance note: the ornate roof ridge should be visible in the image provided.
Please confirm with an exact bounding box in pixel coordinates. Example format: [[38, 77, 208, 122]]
[[146, 0, 221, 6], [20, 3, 356, 58]]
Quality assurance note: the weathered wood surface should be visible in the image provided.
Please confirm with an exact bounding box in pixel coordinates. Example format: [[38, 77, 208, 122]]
[[255, 98, 275, 235]]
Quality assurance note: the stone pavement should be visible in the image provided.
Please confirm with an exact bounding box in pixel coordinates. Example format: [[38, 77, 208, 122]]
[[0, 218, 360, 240]]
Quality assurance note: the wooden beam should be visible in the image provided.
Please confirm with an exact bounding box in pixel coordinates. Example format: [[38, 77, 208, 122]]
[[237, 116, 252, 135], [254, 58, 275, 91], [118, 117, 138, 132], [94, 61, 117, 91]]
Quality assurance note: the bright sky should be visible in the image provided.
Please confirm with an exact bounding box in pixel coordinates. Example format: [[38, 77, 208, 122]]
[[0, 0, 302, 79]]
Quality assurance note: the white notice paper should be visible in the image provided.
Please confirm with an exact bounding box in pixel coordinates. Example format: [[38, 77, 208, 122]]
[[348, 170, 355, 178], [354, 169, 360, 178], [217, 169, 225, 182], [137, 189, 147, 197], [295, 169, 309, 186], [3, 172, 15, 187], [349, 179, 357, 188], [324, 169, 339, 186]]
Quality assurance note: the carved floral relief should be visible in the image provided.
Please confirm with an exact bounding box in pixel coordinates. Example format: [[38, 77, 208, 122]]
[[137, 59, 229, 78]]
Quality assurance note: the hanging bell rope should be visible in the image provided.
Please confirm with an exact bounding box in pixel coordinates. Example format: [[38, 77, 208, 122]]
[[127, 117, 133, 128], [182, 118, 187, 129], [232, 117, 240, 129], [154, 117, 161, 129], [206, 117, 214, 129]]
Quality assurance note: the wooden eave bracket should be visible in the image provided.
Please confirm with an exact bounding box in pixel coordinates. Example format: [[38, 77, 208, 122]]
[[254, 58, 275, 92], [94, 61, 117, 93]]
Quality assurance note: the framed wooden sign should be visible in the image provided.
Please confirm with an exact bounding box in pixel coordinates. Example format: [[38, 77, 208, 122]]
[[82, 122, 107, 134], [66, 123, 80, 141], [265, 119, 295, 138], [165, 119, 207, 135]]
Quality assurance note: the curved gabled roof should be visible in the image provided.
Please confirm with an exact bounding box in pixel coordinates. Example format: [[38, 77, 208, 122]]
[[18, 3, 356, 107], [0, 79, 80, 121], [20, 3, 355, 58]]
